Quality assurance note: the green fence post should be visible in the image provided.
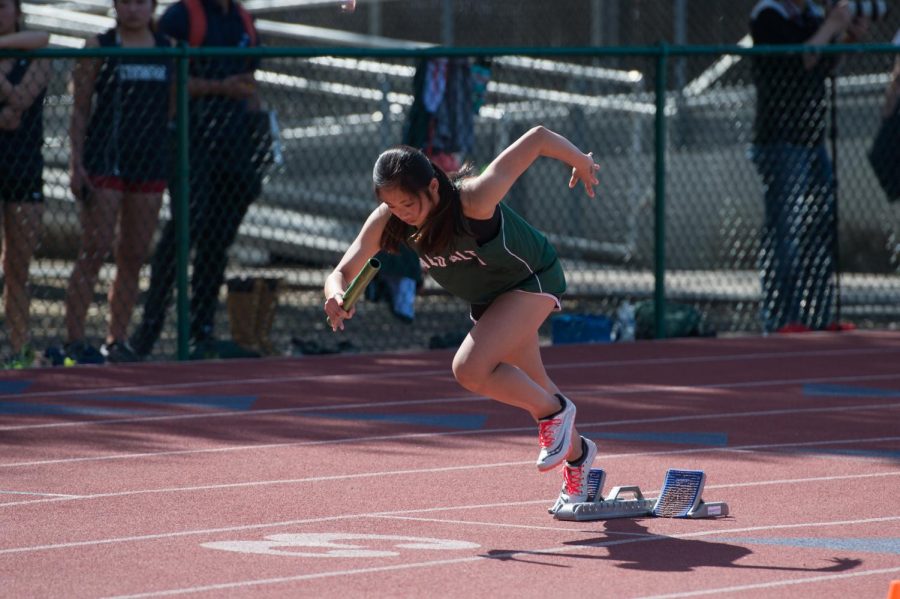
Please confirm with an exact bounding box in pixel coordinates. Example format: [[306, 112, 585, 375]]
[[175, 45, 190, 361], [654, 43, 668, 340]]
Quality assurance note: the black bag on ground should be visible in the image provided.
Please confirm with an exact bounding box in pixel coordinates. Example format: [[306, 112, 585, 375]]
[[634, 300, 716, 340]]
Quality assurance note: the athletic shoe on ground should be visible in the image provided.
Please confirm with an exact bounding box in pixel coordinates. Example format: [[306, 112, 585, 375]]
[[548, 436, 599, 514], [775, 322, 810, 334], [44, 345, 79, 367], [189, 339, 260, 360], [101, 340, 142, 363], [64, 340, 105, 365], [189, 338, 220, 361], [127, 330, 153, 359], [2, 345, 35, 369], [536, 394, 577, 472]]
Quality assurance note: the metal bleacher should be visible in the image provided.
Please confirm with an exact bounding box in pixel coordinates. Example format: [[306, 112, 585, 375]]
[[20, 1, 900, 321], [24, 0, 652, 277]]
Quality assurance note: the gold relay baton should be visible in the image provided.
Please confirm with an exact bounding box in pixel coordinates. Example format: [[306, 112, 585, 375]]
[[326, 258, 381, 326]]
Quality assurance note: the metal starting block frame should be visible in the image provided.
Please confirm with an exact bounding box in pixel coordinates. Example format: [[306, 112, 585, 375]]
[[553, 468, 730, 522]]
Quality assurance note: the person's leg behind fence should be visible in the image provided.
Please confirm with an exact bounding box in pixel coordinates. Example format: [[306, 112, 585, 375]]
[[753, 143, 810, 332], [189, 146, 260, 347], [801, 144, 837, 330], [103, 189, 163, 361], [2, 200, 43, 361], [64, 188, 119, 351]]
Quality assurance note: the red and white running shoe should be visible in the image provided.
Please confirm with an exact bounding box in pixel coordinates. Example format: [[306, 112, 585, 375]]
[[536, 394, 577, 472], [548, 436, 598, 514]]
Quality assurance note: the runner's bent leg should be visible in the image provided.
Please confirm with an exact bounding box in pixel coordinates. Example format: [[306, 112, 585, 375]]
[[502, 333, 583, 462], [452, 291, 560, 418]]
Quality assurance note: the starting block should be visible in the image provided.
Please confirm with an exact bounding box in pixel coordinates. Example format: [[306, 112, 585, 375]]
[[552, 468, 729, 521]]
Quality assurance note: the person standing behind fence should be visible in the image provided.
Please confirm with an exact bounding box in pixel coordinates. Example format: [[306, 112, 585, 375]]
[[867, 28, 900, 204], [130, 0, 264, 360], [0, 0, 50, 369], [63, 0, 172, 364], [749, 0, 867, 334], [881, 29, 900, 117]]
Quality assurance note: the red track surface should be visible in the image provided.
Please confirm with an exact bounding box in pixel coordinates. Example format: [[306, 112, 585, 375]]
[[1, 331, 899, 598]]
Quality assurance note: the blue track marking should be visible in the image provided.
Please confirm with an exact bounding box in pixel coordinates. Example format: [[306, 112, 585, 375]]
[[0, 395, 256, 417], [804, 384, 900, 398], [0, 381, 32, 395], [583, 431, 729, 446], [0, 402, 155, 417], [303, 411, 488, 430], [82, 395, 257, 410], [716, 537, 900, 555]]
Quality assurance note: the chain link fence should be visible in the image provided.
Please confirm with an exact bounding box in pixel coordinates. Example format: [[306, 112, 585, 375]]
[[261, 0, 900, 51], [2, 41, 899, 366], [668, 48, 900, 336]]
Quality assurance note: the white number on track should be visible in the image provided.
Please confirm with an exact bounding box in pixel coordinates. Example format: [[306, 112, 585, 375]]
[[202, 533, 480, 558]]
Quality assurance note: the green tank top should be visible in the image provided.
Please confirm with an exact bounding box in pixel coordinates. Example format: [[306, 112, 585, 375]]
[[411, 202, 566, 304]]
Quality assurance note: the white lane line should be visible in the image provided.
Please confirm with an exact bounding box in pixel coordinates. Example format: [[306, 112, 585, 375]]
[[372, 514, 617, 533], [635, 566, 900, 598], [2, 471, 898, 557], [590, 371, 900, 392], [10, 345, 898, 401], [375, 469, 900, 530], [0, 462, 900, 555], [2, 431, 898, 504], [372, 515, 900, 542], [0, 427, 897, 507], [0, 461, 529, 508], [2, 432, 897, 509], [4, 347, 900, 431], [0, 393, 482, 432], [99, 556, 505, 598], [632, 435, 900, 461], [0, 500, 552, 556], [6, 370, 900, 433], [109, 563, 900, 598], [0, 490, 83, 498], [2, 398, 899, 469], [5, 367, 447, 400], [100, 515, 900, 599]]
